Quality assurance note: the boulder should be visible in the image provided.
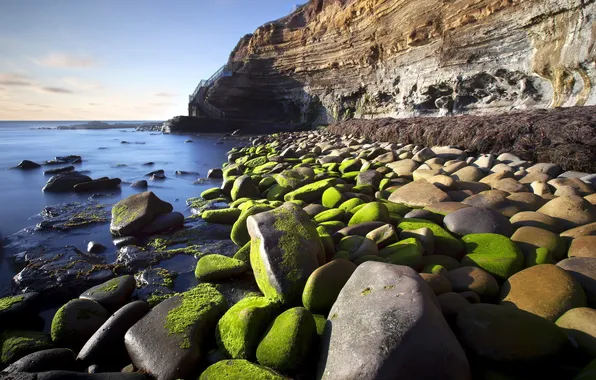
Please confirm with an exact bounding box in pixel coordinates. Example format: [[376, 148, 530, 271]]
[[444, 207, 513, 237], [247, 203, 323, 305], [419, 273, 452, 295], [0, 330, 53, 365], [511, 226, 565, 264], [74, 178, 121, 193], [445, 266, 499, 301], [202, 208, 242, 224], [79, 276, 136, 310], [536, 195, 596, 230], [317, 262, 470, 380], [398, 218, 463, 258], [557, 257, 596, 306], [130, 180, 148, 189], [347, 202, 390, 226], [50, 299, 109, 351], [194, 254, 249, 282], [568, 236, 596, 258], [509, 211, 563, 233], [42, 172, 92, 192], [3, 348, 75, 373], [86, 241, 105, 254], [461, 233, 524, 281], [139, 211, 184, 234], [110, 192, 173, 236], [500, 264, 586, 322], [44, 166, 75, 175], [387, 180, 451, 207], [231, 175, 260, 201], [15, 160, 41, 169], [124, 284, 226, 380], [302, 259, 357, 314], [207, 168, 223, 179], [556, 307, 596, 357], [337, 235, 378, 260], [199, 359, 287, 379]]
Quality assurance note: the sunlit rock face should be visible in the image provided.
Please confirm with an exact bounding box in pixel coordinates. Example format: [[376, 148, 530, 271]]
[[206, 0, 596, 124]]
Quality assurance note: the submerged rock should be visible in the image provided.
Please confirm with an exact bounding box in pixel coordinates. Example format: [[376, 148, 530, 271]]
[[35, 201, 110, 231]]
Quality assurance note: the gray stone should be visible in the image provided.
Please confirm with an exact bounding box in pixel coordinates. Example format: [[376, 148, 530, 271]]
[[77, 301, 150, 369], [557, 257, 596, 307], [74, 178, 121, 193], [42, 172, 93, 192], [444, 207, 513, 236], [110, 192, 173, 236], [356, 170, 383, 188], [130, 180, 148, 189], [4, 348, 76, 373], [526, 163, 562, 177], [139, 212, 184, 234], [317, 262, 470, 380], [44, 166, 74, 175], [333, 221, 387, 243], [80, 276, 137, 310], [87, 241, 105, 254]]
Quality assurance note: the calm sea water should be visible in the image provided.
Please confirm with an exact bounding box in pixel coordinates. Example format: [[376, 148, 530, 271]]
[[0, 121, 239, 292]]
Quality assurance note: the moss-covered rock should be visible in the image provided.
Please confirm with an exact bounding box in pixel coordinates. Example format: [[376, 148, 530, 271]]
[[302, 259, 357, 315], [50, 299, 108, 351], [378, 238, 423, 269], [313, 208, 346, 224], [274, 168, 314, 189], [230, 197, 253, 208], [0, 330, 52, 365], [317, 225, 335, 263], [338, 198, 364, 212], [201, 187, 222, 200], [284, 178, 337, 204], [339, 159, 362, 174], [195, 254, 249, 282], [199, 359, 288, 380], [397, 218, 463, 258], [233, 242, 251, 263], [318, 220, 346, 234], [511, 226, 565, 264], [338, 235, 379, 260], [266, 184, 292, 201], [79, 275, 136, 310], [231, 204, 274, 247], [216, 296, 280, 360], [348, 202, 390, 226], [202, 208, 242, 225], [258, 176, 277, 190], [380, 201, 411, 217], [231, 175, 260, 201], [313, 314, 327, 337], [421, 254, 461, 271], [256, 307, 316, 373], [110, 191, 173, 236], [365, 224, 399, 248], [322, 187, 345, 209], [461, 233, 524, 281]]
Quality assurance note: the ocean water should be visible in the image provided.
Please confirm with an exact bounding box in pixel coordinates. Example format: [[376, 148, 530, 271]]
[[0, 121, 239, 294]]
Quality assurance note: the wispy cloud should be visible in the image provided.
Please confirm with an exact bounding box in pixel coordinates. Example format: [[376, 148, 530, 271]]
[[26, 103, 51, 108], [153, 92, 177, 97], [63, 77, 103, 90], [38, 86, 74, 94], [0, 73, 32, 86], [35, 53, 97, 68]]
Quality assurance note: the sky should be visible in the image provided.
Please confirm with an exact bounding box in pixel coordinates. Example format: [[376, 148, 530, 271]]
[[0, 0, 303, 121]]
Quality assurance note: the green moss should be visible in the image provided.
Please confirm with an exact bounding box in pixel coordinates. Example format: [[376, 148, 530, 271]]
[[195, 254, 248, 282], [348, 202, 390, 226], [231, 204, 274, 247], [283, 178, 337, 203], [378, 238, 423, 269], [1, 330, 52, 364], [85, 277, 120, 296], [341, 171, 360, 181], [397, 218, 463, 258], [322, 187, 345, 208], [233, 241, 251, 263], [525, 247, 552, 267], [250, 237, 280, 301], [164, 284, 226, 349], [361, 287, 372, 296], [313, 314, 327, 336], [339, 159, 361, 174], [201, 187, 222, 200], [381, 201, 411, 216], [216, 296, 279, 359], [422, 264, 447, 275], [202, 208, 242, 224], [266, 184, 291, 201], [258, 176, 277, 190], [147, 292, 174, 307], [199, 359, 287, 380], [313, 208, 346, 224], [244, 156, 269, 169], [461, 233, 524, 280], [0, 295, 24, 311], [155, 268, 177, 289], [338, 198, 364, 212], [255, 307, 315, 373], [274, 169, 313, 189]]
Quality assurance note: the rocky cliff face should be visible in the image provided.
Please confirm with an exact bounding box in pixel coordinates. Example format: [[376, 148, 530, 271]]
[[206, 0, 596, 124]]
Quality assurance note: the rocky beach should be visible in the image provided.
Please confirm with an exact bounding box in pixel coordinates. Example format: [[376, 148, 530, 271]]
[[1, 117, 596, 379]]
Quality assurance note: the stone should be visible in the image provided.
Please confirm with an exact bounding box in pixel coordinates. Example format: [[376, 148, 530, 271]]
[[130, 180, 148, 189], [231, 175, 260, 201], [313, 208, 346, 223], [256, 307, 315, 373], [202, 208, 242, 224], [333, 221, 387, 242], [511, 226, 565, 263], [284, 178, 336, 203], [0, 330, 53, 365], [388, 180, 451, 207], [444, 207, 513, 237], [461, 233, 524, 280], [15, 160, 41, 169], [419, 273, 452, 295], [0, 293, 40, 328], [338, 235, 378, 260], [317, 262, 470, 380], [201, 187, 221, 200], [199, 359, 287, 380], [445, 266, 499, 301], [399, 227, 435, 255], [426, 174, 456, 191], [527, 163, 562, 177], [557, 257, 596, 306], [195, 254, 249, 282], [110, 192, 173, 236], [437, 292, 470, 323], [509, 211, 563, 233], [302, 259, 357, 314], [216, 296, 279, 360], [247, 203, 323, 305], [74, 178, 121, 193], [403, 209, 443, 224], [398, 218, 463, 258], [412, 147, 436, 162], [3, 348, 75, 373], [500, 264, 586, 321], [77, 301, 150, 369], [321, 187, 345, 209], [556, 307, 596, 357], [461, 191, 521, 217], [386, 159, 419, 178], [139, 211, 184, 234], [207, 168, 223, 178], [423, 201, 469, 216], [356, 170, 383, 189], [44, 166, 75, 175], [568, 236, 596, 258], [124, 284, 226, 380], [365, 224, 399, 248], [112, 236, 138, 248], [456, 304, 569, 362], [80, 276, 137, 310], [51, 299, 109, 351], [42, 172, 93, 192], [451, 166, 484, 182], [561, 222, 596, 239], [537, 195, 596, 230], [548, 178, 594, 196], [347, 202, 390, 226], [86, 241, 105, 254], [231, 204, 274, 247]]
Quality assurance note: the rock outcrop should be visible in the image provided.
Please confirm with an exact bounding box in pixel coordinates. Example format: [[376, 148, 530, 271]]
[[207, 0, 596, 124]]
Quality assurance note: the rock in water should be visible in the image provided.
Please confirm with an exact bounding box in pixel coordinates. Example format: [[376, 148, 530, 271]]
[[79, 276, 137, 310], [130, 180, 148, 189], [139, 211, 184, 234], [109, 191, 173, 236], [42, 172, 92, 192], [73, 178, 121, 192], [15, 160, 41, 170], [247, 203, 323, 305], [124, 284, 226, 380], [317, 262, 470, 380]]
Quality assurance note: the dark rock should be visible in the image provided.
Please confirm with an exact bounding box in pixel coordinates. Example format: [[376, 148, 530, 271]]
[[444, 207, 513, 236], [403, 209, 443, 224], [42, 172, 92, 192], [175, 171, 199, 176], [144, 169, 164, 177], [185, 140, 193, 143], [130, 180, 148, 189], [35, 201, 110, 231], [112, 236, 138, 248], [557, 257, 596, 306], [141, 162, 154, 166], [0, 330, 53, 366], [317, 262, 470, 379], [139, 212, 184, 234], [207, 168, 223, 179], [51, 299, 109, 351], [149, 173, 165, 181], [35, 371, 149, 379], [74, 178, 121, 193], [43, 166, 74, 175], [124, 284, 226, 380], [332, 221, 387, 243], [77, 301, 150, 369], [3, 348, 76, 373], [0, 293, 40, 328], [86, 241, 105, 254], [110, 192, 173, 236], [15, 160, 41, 170], [79, 276, 137, 310]]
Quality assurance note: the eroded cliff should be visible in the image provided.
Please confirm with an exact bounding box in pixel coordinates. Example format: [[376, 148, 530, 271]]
[[206, 0, 596, 124]]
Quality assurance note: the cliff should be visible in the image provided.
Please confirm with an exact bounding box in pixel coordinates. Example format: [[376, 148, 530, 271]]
[[206, 0, 596, 125]]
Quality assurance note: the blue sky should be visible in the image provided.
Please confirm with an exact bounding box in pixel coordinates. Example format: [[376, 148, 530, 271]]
[[0, 0, 302, 120]]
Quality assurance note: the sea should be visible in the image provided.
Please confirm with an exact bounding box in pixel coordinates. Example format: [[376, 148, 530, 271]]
[[0, 121, 240, 296]]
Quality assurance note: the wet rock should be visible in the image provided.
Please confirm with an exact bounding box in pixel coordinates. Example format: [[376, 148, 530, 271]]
[[317, 262, 470, 380], [175, 170, 199, 176], [194, 254, 248, 282], [124, 284, 226, 380], [0, 330, 53, 365], [80, 276, 137, 310], [139, 212, 184, 234], [247, 203, 323, 305], [207, 168, 223, 179], [74, 178, 121, 193], [149, 173, 165, 181], [0, 293, 40, 328], [43, 166, 74, 175], [112, 236, 138, 248], [86, 241, 105, 254], [133, 268, 176, 307], [35, 202, 110, 231], [3, 348, 75, 373], [110, 192, 173, 236], [15, 160, 41, 170], [144, 169, 164, 177], [77, 301, 150, 369], [130, 180, 148, 189], [142, 162, 154, 166], [42, 172, 92, 192], [444, 207, 513, 236], [51, 299, 109, 351]]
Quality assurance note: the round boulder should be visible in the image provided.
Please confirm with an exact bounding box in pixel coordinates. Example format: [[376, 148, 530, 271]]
[[50, 299, 109, 351], [302, 259, 357, 314]]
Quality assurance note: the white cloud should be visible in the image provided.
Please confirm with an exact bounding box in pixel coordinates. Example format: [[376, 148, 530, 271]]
[[35, 53, 97, 68], [62, 77, 103, 90], [0, 73, 32, 86]]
